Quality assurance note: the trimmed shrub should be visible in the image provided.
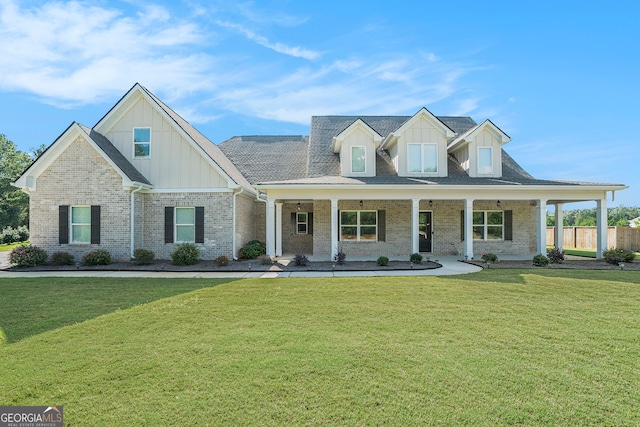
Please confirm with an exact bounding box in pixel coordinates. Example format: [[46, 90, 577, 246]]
[[215, 255, 229, 267], [9, 245, 47, 267], [171, 243, 200, 266], [410, 253, 423, 264], [532, 254, 549, 267], [293, 254, 308, 266], [133, 249, 155, 265], [546, 247, 565, 264], [603, 248, 635, 265], [240, 240, 266, 259], [83, 249, 112, 266], [376, 256, 389, 266], [481, 252, 498, 262], [260, 256, 273, 265], [50, 251, 74, 266], [334, 249, 346, 265]]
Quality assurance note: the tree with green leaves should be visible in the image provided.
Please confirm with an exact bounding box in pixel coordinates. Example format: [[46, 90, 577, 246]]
[[0, 134, 32, 228]]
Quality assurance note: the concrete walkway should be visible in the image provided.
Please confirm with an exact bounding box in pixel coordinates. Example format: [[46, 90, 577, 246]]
[[0, 256, 482, 278]]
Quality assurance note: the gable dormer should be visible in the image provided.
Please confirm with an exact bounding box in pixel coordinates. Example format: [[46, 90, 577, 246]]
[[380, 108, 455, 177], [448, 119, 510, 178], [332, 119, 382, 177]]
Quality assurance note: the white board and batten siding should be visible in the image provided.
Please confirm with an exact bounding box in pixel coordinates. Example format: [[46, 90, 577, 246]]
[[104, 96, 228, 189]]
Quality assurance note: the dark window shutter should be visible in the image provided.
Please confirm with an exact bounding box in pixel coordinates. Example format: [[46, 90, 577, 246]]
[[308, 213, 313, 235], [59, 205, 69, 244], [504, 210, 513, 241], [165, 207, 174, 243], [460, 210, 465, 241], [195, 207, 205, 243], [337, 210, 340, 241], [90, 205, 101, 244], [378, 210, 386, 242], [291, 212, 296, 235]]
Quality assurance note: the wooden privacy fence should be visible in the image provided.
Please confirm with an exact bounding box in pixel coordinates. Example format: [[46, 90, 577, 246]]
[[546, 226, 640, 251]]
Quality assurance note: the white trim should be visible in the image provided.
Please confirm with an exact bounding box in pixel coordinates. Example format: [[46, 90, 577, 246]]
[[133, 127, 151, 159], [332, 119, 383, 153], [296, 211, 309, 235], [147, 188, 233, 193], [174, 207, 196, 243], [70, 205, 91, 244], [381, 107, 456, 150], [472, 210, 504, 241], [339, 210, 378, 242], [130, 185, 144, 258], [350, 146, 367, 174]]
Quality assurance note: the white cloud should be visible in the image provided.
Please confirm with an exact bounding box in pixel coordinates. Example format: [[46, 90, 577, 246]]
[[0, 0, 212, 105], [215, 20, 320, 60]]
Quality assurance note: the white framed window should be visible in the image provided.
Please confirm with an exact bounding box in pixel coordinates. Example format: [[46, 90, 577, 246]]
[[351, 146, 366, 173], [175, 207, 195, 243], [478, 147, 493, 174], [70, 206, 91, 244], [473, 210, 503, 240], [407, 143, 438, 173], [134, 127, 151, 158], [340, 210, 377, 241], [296, 212, 308, 234]]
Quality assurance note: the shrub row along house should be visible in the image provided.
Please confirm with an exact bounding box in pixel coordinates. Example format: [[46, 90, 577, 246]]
[[13, 84, 627, 261]]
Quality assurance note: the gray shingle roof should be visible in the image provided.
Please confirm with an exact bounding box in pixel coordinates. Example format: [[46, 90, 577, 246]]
[[218, 135, 309, 184], [139, 86, 254, 191], [78, 124, 151, 186]]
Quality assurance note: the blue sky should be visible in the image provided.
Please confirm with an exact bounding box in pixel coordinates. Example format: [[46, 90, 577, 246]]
[[1, 0, 638, 207]]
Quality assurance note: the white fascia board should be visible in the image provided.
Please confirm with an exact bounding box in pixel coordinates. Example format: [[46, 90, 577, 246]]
[[382, 108, 455, 151], [448, 120, 511, 152], [332, 119, 382, 153], [147, 187, 234, 193]]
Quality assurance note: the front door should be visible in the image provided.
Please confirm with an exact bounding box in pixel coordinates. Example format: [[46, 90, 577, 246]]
[[419, 211, 432, 252]]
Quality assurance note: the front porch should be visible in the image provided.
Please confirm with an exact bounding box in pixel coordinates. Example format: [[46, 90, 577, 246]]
[[259, 196, 610, 262]]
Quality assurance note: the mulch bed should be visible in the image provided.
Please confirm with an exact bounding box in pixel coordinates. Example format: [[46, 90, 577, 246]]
[[466, 259, 640, 271], [4, 259, 442, 273]]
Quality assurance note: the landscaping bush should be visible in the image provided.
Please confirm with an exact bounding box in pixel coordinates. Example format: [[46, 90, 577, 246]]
[[83, 249, 112, 266], [260, 256, 273, 265], [293, 254, 309, 266], [532, 254, 549, 267], [603, 248, 635, 265], [546, 247, 565, 264], [215, 255, 229, 267], [50, 251, 74, 266], [171, 243, 200, 266], [1, 226, 29, 244], [481, 252, 498, 262], [133, 249, 155, 265], [334, 249, 346, 265], [9, 244, 47, 267], [240, 240, 266, 259], [376, 256, 389, 266], [410, 253, 423, 264]]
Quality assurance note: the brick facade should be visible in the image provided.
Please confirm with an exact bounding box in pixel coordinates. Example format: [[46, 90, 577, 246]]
[[29, 137, 132, 261]]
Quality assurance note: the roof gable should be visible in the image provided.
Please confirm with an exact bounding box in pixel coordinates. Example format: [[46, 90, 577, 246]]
[[447, 119, 511, 151], [381, 108, 456, 150], [94, 83, 254, 192], [332, 118, 383, 153], [13, 122, 151, 190]]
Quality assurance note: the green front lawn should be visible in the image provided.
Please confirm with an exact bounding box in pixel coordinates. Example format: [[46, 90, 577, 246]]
[[0, 241, 27, 252], [1, 270, 639, 425]]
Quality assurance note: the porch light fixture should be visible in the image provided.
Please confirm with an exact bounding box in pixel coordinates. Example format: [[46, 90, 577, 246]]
[[429, 200, 433, 207], [297, 202, 301, 211], [497, 200, 502, 208], [359, 200, 363, 208]]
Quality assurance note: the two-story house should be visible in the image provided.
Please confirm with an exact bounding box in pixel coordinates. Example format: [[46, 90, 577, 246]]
[[13, 84, 626, 262]]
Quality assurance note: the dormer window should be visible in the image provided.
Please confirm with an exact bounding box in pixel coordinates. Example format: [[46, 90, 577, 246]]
[[478, 147, 493, 174], [351, 146, 366, 173], [408, 143, 438, 174], [134, 127, 151, 158]]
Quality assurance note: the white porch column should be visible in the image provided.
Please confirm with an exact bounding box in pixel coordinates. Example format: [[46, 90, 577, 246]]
[[266, 198, 276, 257], [411, 199, 420, 254], [554, 203, 564, 250], [275, 202, 283, 257], [596, 198, 608, 258], [330, 199, 339, 260], [464, 199, 474, 260], [536, 199, 548, 255]]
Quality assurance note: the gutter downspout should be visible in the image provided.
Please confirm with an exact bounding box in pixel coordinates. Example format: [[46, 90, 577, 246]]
[[232, 187, 244, 260], [254, 190, 268, 260], [130, 185, 144, 259]]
